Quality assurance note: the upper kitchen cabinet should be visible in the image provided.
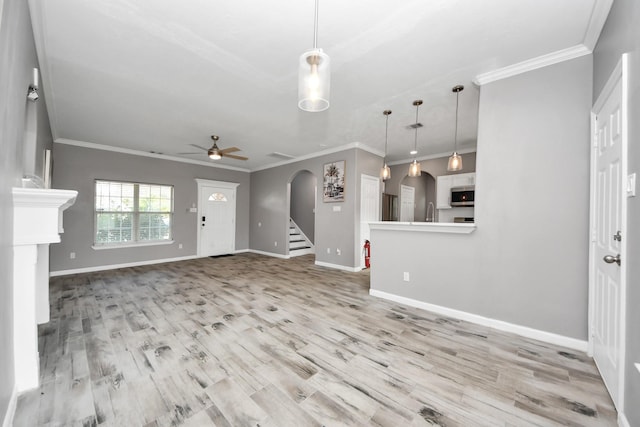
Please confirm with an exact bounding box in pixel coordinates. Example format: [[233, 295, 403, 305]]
[[436, 172, 476, 209]]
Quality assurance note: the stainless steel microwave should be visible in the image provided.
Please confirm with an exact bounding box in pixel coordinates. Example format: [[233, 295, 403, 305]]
[[450, 186, 475, 207]]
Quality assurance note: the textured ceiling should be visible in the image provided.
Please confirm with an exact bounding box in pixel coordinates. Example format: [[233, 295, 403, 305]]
[[28, 0, 611, 171]]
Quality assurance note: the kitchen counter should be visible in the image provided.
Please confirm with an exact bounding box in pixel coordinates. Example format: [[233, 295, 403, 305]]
[[368, 221, 476, 234]]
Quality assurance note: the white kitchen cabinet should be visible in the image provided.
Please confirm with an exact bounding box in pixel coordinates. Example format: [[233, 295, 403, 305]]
[[436, 172, 475, 209], [436, 175, 453, 209], [452, 172, 475, 187]]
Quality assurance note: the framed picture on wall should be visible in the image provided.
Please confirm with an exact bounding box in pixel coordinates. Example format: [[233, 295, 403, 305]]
[[323, 160, 345, 202]]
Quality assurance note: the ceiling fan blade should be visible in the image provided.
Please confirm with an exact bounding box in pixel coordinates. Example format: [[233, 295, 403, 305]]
[[188, 144, 209, 151], [224, 153, 248, 161], [220, 147, 241, 154]]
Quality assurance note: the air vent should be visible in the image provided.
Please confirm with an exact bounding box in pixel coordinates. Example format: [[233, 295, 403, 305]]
[[407, 123, 423, 129], [268, 152, 295, 160]]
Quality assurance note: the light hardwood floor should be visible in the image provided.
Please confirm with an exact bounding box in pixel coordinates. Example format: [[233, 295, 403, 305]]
[[14, 253, 616, 426]]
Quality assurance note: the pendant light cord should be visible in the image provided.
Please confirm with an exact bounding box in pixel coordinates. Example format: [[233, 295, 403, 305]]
[[313, 0, 319, 49], [454, 90, 459, 152], [414, 102, 419, 153], [384, 113, 389, 160]]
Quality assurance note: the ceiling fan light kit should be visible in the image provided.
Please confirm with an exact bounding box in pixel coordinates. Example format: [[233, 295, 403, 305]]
[[298, 0, 330, 112], [204, 135, 248, 161], [447, 84, 464, 172]]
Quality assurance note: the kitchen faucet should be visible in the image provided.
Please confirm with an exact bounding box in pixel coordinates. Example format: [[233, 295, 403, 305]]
[[426, 201, 435, 222]]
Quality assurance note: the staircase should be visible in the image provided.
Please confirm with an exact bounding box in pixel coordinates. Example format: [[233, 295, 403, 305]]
[[289, 218, 314, 257]]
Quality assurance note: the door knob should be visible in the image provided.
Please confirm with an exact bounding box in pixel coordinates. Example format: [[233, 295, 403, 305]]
[[603, 254, 621, 266]]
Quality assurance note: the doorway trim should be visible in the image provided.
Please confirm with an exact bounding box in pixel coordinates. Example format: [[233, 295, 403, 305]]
[[588, 53, 628, 414], [195, 179, 239, 257]]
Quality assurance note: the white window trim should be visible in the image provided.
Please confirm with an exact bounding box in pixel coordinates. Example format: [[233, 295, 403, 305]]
[[94, 180, 174, 247]]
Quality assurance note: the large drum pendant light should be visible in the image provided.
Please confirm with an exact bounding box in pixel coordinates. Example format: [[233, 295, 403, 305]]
[[298, 0, 330, 112], [408, 100, 423, 177], [447, 85, 464, 171], [381, 110, 392, 181]]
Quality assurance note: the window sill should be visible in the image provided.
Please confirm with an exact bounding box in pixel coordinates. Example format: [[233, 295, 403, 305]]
[[92, 240, 174, 250]]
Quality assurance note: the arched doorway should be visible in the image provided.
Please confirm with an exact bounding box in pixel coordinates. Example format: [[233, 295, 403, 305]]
[[399, 171, 437, 222]]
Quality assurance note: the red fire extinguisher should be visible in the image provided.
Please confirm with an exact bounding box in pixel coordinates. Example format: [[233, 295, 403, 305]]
[[364, 240, 371, 269]]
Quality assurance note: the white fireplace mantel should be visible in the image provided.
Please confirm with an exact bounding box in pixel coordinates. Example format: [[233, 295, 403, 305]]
[[12, 187, 77, 392]]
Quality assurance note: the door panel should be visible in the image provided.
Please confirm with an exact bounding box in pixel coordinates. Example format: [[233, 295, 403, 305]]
[[199, 185, 236, 256], [592, 75, 623, 407], [400, 185, 415, 222], [360, 174, 380, 268]]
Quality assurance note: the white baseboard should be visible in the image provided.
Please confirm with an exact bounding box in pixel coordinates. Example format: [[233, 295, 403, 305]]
[[248, 249, 290, 259], [619, 413, 631, 427], [49, 255, 201, 277], [2, 385, 17, 427], [315, 260, 361, 273], [369, 289, 588, 352]]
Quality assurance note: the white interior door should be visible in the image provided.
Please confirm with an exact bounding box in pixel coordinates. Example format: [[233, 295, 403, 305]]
[[360, 174, 380, 268], [590, 56, 627, 410], [197, 180, 238, 257], [400, 184, 415, 222]]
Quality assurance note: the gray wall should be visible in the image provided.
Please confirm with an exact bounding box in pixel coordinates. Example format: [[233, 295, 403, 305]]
[[290, 170, 316, 243], [50, 144, 250, 272], [371, 55, 592, 339], [593, 0, 640, 423], [250, 147, 381, 268], [0, 0, 52, 420]]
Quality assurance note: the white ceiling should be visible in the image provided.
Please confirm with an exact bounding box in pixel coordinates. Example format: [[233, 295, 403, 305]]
[[28, 0, 611, 171]]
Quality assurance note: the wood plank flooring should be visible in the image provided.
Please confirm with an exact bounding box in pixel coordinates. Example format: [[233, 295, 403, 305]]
[[14, 253, 617, 426]]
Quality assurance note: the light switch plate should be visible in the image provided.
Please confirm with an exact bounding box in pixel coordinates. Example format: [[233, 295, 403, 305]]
[[627, 173, 636, 197]]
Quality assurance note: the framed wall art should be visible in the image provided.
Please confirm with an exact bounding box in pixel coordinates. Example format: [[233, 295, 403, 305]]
[[323, 160, 345, 202]]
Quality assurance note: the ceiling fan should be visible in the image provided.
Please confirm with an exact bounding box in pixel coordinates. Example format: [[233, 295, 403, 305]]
[[179, 135, 248, 161]]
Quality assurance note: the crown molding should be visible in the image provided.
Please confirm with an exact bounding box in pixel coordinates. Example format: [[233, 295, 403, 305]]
[[54, 138, 251, 172], [387, 147, 476, 166], [56, 139, 384, 174], [473, 44, 591, 86], [250, 142, 384, 172], [583, 0, 613, 50], [473, 0, 613, 87]]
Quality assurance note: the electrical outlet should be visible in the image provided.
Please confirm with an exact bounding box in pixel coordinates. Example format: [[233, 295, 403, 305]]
[[274, 241, 278, 247], [178, 243, 183, 249], [258, 222, 262, 227], [326, 248, 331, 254], [70, 252, 76, 259], [403, 272, 410, 282], [336, 248, 341, 255]]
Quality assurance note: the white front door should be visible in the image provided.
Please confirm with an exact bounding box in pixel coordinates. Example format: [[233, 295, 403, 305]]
[[197, 180, 238, 257], [590, 55, 627, 410], [400, 184, 415, 222], [360, 174, 380, 268]]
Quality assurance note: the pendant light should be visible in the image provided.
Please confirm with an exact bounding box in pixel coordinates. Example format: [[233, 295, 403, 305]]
[[447, 85, 464, 171], [298, 0, 330, 112], [381, 110, 392, 181], [408, 100, 422, 177]]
